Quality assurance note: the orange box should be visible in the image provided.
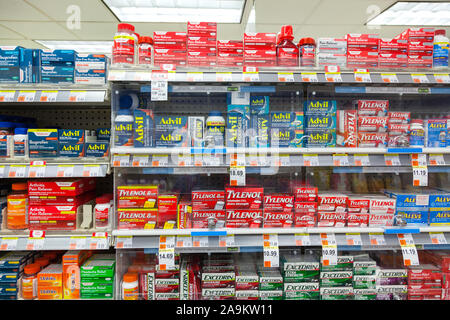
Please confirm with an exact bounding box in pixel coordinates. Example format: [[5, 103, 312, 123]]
[[62, 251, 89, 299], [38, 264, 63, 287], [37, 286, 63, 300]]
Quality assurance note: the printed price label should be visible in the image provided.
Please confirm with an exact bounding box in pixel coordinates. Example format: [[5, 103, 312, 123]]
[[17, 90, 36, 102], [113, 154, 130, 167], [82, 165, 101, 177], [192, 236, 208, 248], [230, 166, 245, 186], [263, 246, 279, 268], [303, 154, 319, 166], [177, 153, 192, 167], [159, 236, 175, 250], [132, 155, 150, 167], [116, 236, 132, 249], [8, 165, 26, 178], [333, 154, 349, 166], [0, 237, 18, 251], [301, 72, 318, 82], [384, 154, 401, 166], [215, 72, 233, 82], [411, 74, 429, 84], [28, 165, 46, 178], [429, 154, 445, 166], [325, 72, 342, 82], [176, 235, 192, 248], [369, 233, 386, 245], [398, 234, 419, 266], [278, 72, 294, 82], [295, 233, 311, 246], [354, 69, 371, 82], [243, 72, 259, 82], [0, 166, 5, 178], [322, 245, 338, 266], [193, 154, 203, 167], [416, 194, 429, 206], [381, 73, 399, 83], [430, 232, 447, 245], [398, 234, 415, 246], [151, 80, 168, 101], [411, 154, 427, 167], [0, 90, 15, 102], [346, 233, 362, 246], [434, 74, 450, 83], [39, 90, 58, 102], [152, 154, 169, 167], [186, 72, 203, 82], [219, 234, 235, 247], [203, 153, 222, 166], [247, 153, 259, 167], [412, 165, 428, 187], [90, 232, 108, 250], [263, 234, 279, 247], [56, 165, 74, 177], [320, 233, 337, 246], [158, 248, 175, 270], [26, 231, 45, 250], [354, 154, 370, 166], [69, 90, 87, 102], [69, 236, 87, 250]]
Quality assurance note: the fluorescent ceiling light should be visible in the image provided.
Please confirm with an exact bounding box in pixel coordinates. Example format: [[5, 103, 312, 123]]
[[34, 40, 113, 54], [367, 1, 450, 26], [103, 0, 245, 23]]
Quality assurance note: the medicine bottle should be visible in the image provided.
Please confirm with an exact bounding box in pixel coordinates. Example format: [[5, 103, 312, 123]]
[[276, 25, 299, 67], [122, 272, 139, 300], [113, 23, 136, 65], [205, 111, 225, 147], [0, 121, 13, 158], [433, 29, 449, 68], [410, 119, 425, 147], [7, 183, 28, 230], [138, 36, 154, 66], [299, 37, 316, 67], [13, 127, 28, 159], [95, 195, 112, 229], [114, 108, 134, 147], [22, 263, 41, 300]]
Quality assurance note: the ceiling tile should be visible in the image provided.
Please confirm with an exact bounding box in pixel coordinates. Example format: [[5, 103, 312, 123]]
[[59, 22, 116, 40], [0, 0, 50, 21], [1, 21, 78, 40], [255, 0, 321, 24], [0, 39, 46, 48], [294, 24, 361, 39], [0, 25, 26, 40]]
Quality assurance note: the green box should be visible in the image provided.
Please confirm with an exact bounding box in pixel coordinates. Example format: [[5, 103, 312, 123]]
[[353, 256, 377, 275], [320, 256, 353, 272], [259, 290, 283, 300], [258, 271, 283, 291], [320, 271, 353, 287], [281, 254, 320, 282], [320, 287, 354, 300], [353, 288, 377, 300], [352, 275, 376, 289], [81, 259, 115, 278], [284, 282, 320, 300], [81, 292, 114, 299], [80, 279, 114, 295]]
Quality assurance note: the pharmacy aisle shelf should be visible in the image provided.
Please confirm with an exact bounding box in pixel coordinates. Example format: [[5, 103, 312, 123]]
[[0, 160, 110, 178], [0, 231, 111, 251]]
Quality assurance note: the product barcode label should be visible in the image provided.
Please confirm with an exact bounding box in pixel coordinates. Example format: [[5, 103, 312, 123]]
[[192, 236, 208, 248], [152, 154, 169, 167], [346, 233, 362, 246], [40, 90, 58, 102], [278, 72, 294, 82], [219, 234, 235, 247], [82, 165, 101, 177], [26, 231, 45, 250], [230, 166, 245, 186], [369, 233, 386, 245], [333, 154, 349, 166], [384, 154, 401, 166], [411, 154, 427, 167], [90, 232, 108, 249], [429, 232, 447, 245], [69, 236, 87, 250], [325, 72, 342, 82], [56, 165, 74, 177], [132, 155, 150, 167], [301, 72, 318, 82], [176, 235, 192, 248], [429, 154, 445, 166], [28, 165, 46, 178], [295, 233, 311, 246], [0, 166, 5, 178], [215, 72, 232, 82], [263, 234, 279, 247], [354, 69, 371, 83], [398, 234, 419, 266], [243, 72, 259, 82], [303, 154, 319, 166], [17, 90, 36, 102], [116, 236, 132, 249], [0, 90, 15, 102], [113, 154, 130, 167], [0, 237, 18, 251], [434, 74, 450, 83], [69, 90, 87, 102], [354, 154, 370, 166], [322, 244, 338, 266], [411, 74, 429, 83], [320, 233, 336, 246], [177, 153, 192, 167], [151, 80, 168, 101], [8, 165, 26, 178], [380, 73, 399, 83]]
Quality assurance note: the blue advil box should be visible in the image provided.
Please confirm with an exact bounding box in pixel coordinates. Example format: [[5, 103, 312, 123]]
[[134, 109, 154, 148], [305, 114, 336, 130], [304, 100, 337, 114], [154, 115, 187, 131], [85, 142, 109, 158], [58, 129, 84, 144]]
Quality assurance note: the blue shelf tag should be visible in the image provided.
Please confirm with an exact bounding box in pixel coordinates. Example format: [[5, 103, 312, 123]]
[[191, 231, 227, 237], [384, 228, 420, 234], [387, 148, 422, 153]]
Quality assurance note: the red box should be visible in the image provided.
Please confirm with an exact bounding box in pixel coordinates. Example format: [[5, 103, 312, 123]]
[[408, 41, 433, 55], [346, 34, 380, 50], [154, 48, 187, 60], [187, 36, 217, 47], [408, 55, 432, 68], [154, 59, 187, 67], [347, 50, 379, 60], [317, 212, 347, 227], [225, 209, 263, 228], [217, 60, 243, 67], [388, 123, 410, 135], [187, 51, 216, 59], [396, 28, 434, 42], [217, 40, 243, 51], [358, 116, 389, 133], [29, 205, 80, 230], [294, 212, 316, 227], [244, 59, 277, 67], [27, 178, 95, 197], [346, 60, 378, 68], [368, 197, 396, 227], [192, 190, 225, 211], [117, 185, 158, 208], [28, 191, 95, 206], [158, 194, 178, 228], [154, 42, 187, 50], [244, 49, 276, 59], [408, 287, 442, 296], [293, 187, 318, 202], [153, 32, 187, 42], [317, 194, 348, 212], [388, 112, 410, 124], [187, 22, 217, 35], [294, 202, 317, 213], [408, 265, 443, 281], [244, 33, 277, 50], [155, 279, 180, 293], [117, 208, 158, 230], [337, 110, 358, 148], [191, 210, 226, 229], [177, 199, 192, 229], [379, 38, 408, 53], [225, 187, 263, 210], [378, 53, 408, 68], [358, 132, 388, 148], [347, 196, 370, 227], [263, 211, 293, 228], [263, 194, 294, 212], [408, 280, 442, 289]]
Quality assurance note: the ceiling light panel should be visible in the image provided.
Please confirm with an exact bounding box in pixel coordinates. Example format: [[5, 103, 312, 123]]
[[34, 40, 113, 54]]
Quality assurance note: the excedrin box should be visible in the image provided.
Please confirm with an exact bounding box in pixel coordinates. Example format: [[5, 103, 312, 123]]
[[284, 282, 320, 300], [235, 290, 259, 300], [235, 271, 259, 291], [259, 290, 283, 300], [191, 190, 225, 211], [376, 269, 408, 285], [320, 287, 354, 300], [354, 288, 377, 300], [376, 285, 407, 300], [117, 208, 158, 230], [225, 209, 263, 228], [225, 187, 263, 210], [27, 178, 95, 196], [191, 210, 226, 229], [281, 254, 320, 283], [353, 257, 377, 275], [201, 288, 235, 300], [304, 100, 337, 115], [259, 271, 283, 291], [263, 194, 294, 212], [320, 256, 353, 272], [117, 185, 158, 208], [320, 271, 353, 287], [201, 272, 235, 288], [353, 275, 377, 289]]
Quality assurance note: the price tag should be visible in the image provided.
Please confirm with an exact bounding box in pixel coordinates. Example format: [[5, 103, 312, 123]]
[[176, 235, 192, 248], [354, 154, 370, 166], [412, 165, 428, 187], [301, 72, 318, 82], [192, 236, 208, 248], [429, 232, 447, 245], [303, 154, 319, 166], [203, 153, 222, 166], [381, 73, 399, 83], [384, 154, 401, 166], [90, 232, 108, 250], [215, 72, 233, 82], [158, 248, 175, 270], [193, 154, 203, 167], [325, 72, 342, 82], [354, 69, 371, 83], [0, 90, 15, 102], [113, 154, 130, 167], [434, 73, 450, 83], [0, 166, 5, 178], [0, 237, 18, 251], [416, 194, 429, 206], [116, 236, 132, 249], [39, 90, 58, 102], [346, 233, 362, 246], [295, 233, 311, 246], [132, 71, 152, 81], [186, 72, 203, 82], [320, 233, 337, 246], [152, 154, 169, 167], [82, 165, 101, 177], [263, 234, 279, 247], [132, 155, 150, 167], [398, 234, 419, 266], [56, 165, 74, 177], [159, 236, 175, 249], [411, 153, 427, 167], [369, 233, 386, 246], [177, 153, 192, 167], [219, 234, 235, 247], [333, 154, 349, 166], [8, 165, 26, 178], [322, 244, 338, 266], [279, 154, 290, 166], [278, 72, 294, 82], [230, 156, 245, 186], [17, 90, 36, 102], [411, 74, 429, 84], [69, 236, 87, 250], [246, 153, 259, 167], [151, 80, 168, 101], [28, 165, 46, 178], [263, 246, 279, 268], [243, 72, 259, 82], [69, 90, 87, 102], [26, 231, 45, 250], [429, 154, 445, 166]]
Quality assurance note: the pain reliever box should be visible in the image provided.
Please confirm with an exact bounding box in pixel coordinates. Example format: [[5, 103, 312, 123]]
[[117, 185, 158, 208], [81, 259, 115, 278], [304, 100, 337, 115], [134, 109, 154, 148], [28, 129, 59, 158], [426, 119, 447, 148], [40, 50, 75, 67], [28, 178, 95, 196], [58, 129, 84, 144], [84, 142, 109, 158], [117, 208, 158, 230]]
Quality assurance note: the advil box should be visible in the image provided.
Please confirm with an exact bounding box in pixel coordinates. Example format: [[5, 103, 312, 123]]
[[191, 210, 226, 229], [264, 194, 294, 212], [225, 187, 263, 210], [225, 209, 263, 228], [117, 185, 158, 208], [117, 208, 157, 230], [28, 178, 95, 196], [263, 211, 293, 228]]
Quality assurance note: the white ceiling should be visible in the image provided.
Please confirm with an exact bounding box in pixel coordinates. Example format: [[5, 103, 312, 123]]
[[0, 0, 449, 49]]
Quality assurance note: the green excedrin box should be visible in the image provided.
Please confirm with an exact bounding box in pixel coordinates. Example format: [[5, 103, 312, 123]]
[[353, 288, 377, 300], [320, 271, 353, 287], [258, 271, 283, 291], [259, 290, 283, 300], [320, 256, 353, 271], [281, 254, 320, 282], [81, 259, 115, 278], [284, 282, 320, 300], [320, 287, 354, 300], [353, 275, 376, 289], [353, 255, 377, 275]]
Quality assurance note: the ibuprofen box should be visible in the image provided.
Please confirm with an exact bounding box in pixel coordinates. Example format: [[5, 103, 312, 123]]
[[304, 100, 337, 115], [85, 142, 109, 158], [305, 114, 336, 130], [226, 209, 263, 228], [304, 129, 336, 148], [28, 178, 95, 196], [134, 109, 154, 148], [191, 190, 225, 211], [225, 186, 263, 210], [117, 208, 158, 230], [28, 129, 58, 158], [117, 185, 158, 208]]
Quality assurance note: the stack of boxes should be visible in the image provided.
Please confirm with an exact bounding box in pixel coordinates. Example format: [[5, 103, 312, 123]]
[[263, 193, 294, 228], [258, 267, 283, 300], [346, 34, 379, 69], [319, 255, 354, 300], [304, 100, 337, 148], [187, 22, 217, 68], [317, 193, 348, 228], [37, 263, 63, 300], [0, 46, 40, 83], [316, 38, 347, 68], [249, 96, 270, 148], [269, 111, 304, 148], [355, 99, 389, 148], [0, 252, 31, 300], [201, 258, 236, 300], [58, 129, 85, 158], [425, 119, 447, 148], [40, 50, 75, 84], [243, 33, 277, 67], [225, 186, 264, 229], [375, 268, 408, 300], [367, 196, 396, 227], [80, 254, 115, 299], [189, 190, 225, 229], [62, 250, 90, 300], [420, 251, 450, 300], [388, 111, 411, 147], [153, 32, 187, 67], [395, 27, 434, 69], [281, 254, 320, 300], [27, 178, 96, 230], [379, 38, 408, 69], [217, 40, 243, 68], [407, 264, 443, 300], [293, 186, 318, 228], [154, 115, 188, 148], [75, 54, 108, 85], [384, 192, 429, 226], [353, 255, 377, 300], [347, 195, 370, 227], [235, 261, 259, 300], [429, 192, 450, 226]]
